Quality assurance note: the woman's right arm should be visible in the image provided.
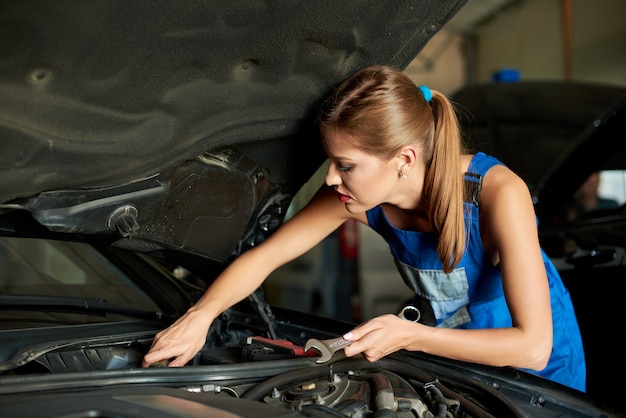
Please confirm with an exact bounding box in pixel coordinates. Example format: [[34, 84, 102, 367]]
[[142, 185, 351, 367]]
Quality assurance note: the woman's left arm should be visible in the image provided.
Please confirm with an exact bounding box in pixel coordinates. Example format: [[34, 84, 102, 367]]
[[343, 165, 553, 370], [474, 164, 553, 369]]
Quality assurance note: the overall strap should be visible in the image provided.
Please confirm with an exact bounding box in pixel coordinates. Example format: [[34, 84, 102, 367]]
[[463, 152, 504, 206]]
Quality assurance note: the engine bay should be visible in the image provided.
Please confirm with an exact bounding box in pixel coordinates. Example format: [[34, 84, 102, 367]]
[[2, 301, 607, 418], [2, 334, 523, 418]]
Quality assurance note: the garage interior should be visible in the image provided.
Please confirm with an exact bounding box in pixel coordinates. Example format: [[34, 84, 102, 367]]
[[264, 0, 626, 410], [267, 0, 626, 326]]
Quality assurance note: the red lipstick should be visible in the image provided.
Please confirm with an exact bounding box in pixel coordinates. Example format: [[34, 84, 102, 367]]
[[337, 192, 351, 203]]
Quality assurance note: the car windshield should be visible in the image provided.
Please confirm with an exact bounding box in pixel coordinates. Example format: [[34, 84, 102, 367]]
[[556, 169, 626, 223], [0, 236, 160, 327], [597, 170, 626, 206]]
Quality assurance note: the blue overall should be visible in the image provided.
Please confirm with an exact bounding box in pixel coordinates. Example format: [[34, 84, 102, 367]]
[[365, 152, 586, 392]]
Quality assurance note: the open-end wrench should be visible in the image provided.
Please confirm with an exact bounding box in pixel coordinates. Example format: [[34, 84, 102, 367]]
[[304, 336, 352, 364], [304, 305, 421, 364]]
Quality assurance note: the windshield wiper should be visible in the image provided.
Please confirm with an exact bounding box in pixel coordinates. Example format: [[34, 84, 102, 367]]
[[0, 295, 164, 320]]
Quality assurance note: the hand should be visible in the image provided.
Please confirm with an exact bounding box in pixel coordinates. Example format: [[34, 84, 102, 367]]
[[142, 309, 213, 368], [342, 314, 417, 362]]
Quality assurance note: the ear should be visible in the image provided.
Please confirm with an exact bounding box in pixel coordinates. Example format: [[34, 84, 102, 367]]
[[396, 146, 418, 171]]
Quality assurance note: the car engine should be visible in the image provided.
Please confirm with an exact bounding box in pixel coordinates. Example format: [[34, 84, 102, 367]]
[[2, 301, 601, 418]]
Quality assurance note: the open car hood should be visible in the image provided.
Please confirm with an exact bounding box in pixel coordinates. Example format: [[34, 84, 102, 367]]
[[452, 81, 626, 222], [0, 0, 466, 263], [453, 82, 626, 191]]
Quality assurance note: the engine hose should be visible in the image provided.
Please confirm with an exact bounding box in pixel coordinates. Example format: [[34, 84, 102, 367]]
[[241, 356, 524, 418], [241, 356, 436, 399], [368, 372, 398, 417], [391, 353, 525, 418], [242, 358, 369, 400], [425, 383, 453, 418]]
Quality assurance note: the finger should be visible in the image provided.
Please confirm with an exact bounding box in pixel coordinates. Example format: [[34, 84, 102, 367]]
[[343, 323, 371, 341], [142, 353, 164, 368], [142, 345, 180, 367], [147, 331, 170, 350], [362, 351, 383, 363], [168, 354, 192, 367], [343, 330, 356, 341], [344, 317, 387, 341], [344, 337, 368, 357]]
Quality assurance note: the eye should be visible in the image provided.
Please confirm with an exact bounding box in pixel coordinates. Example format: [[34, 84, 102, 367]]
[[338, 165, 353, 172]]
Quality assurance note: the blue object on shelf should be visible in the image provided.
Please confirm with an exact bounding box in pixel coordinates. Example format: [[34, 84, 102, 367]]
[[492, 68, 520, 83]]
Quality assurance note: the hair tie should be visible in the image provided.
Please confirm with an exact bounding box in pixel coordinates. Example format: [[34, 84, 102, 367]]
[[418, 85, 432, 103]]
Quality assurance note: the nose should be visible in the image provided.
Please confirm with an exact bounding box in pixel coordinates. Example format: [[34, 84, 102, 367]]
[[325, 164, 341, 187]]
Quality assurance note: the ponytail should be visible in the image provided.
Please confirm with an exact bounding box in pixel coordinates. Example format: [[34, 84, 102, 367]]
[[423, 91, 466, 273]]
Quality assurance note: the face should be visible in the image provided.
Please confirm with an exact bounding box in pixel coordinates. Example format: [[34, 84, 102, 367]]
[[323, 130, 402, 213]]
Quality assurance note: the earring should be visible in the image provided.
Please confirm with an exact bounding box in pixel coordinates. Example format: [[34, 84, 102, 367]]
[[400, 170, 407, 179]]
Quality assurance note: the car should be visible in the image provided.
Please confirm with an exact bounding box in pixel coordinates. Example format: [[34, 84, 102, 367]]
[[453, 81, 626, 412], [0, 1, 620, 417]]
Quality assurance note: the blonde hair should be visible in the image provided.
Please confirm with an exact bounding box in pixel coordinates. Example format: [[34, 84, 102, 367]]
[[318, 65, 466, 273]]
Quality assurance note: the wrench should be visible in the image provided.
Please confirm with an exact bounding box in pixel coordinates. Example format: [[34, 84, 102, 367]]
[[304, 336, 352, 364], [304, 305, 420, 363]]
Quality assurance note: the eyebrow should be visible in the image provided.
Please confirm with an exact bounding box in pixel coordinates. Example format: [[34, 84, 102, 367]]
[[329, 154, 356, 162]]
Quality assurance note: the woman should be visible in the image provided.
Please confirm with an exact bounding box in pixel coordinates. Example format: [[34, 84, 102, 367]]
[[143, 65, 586, 392]]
